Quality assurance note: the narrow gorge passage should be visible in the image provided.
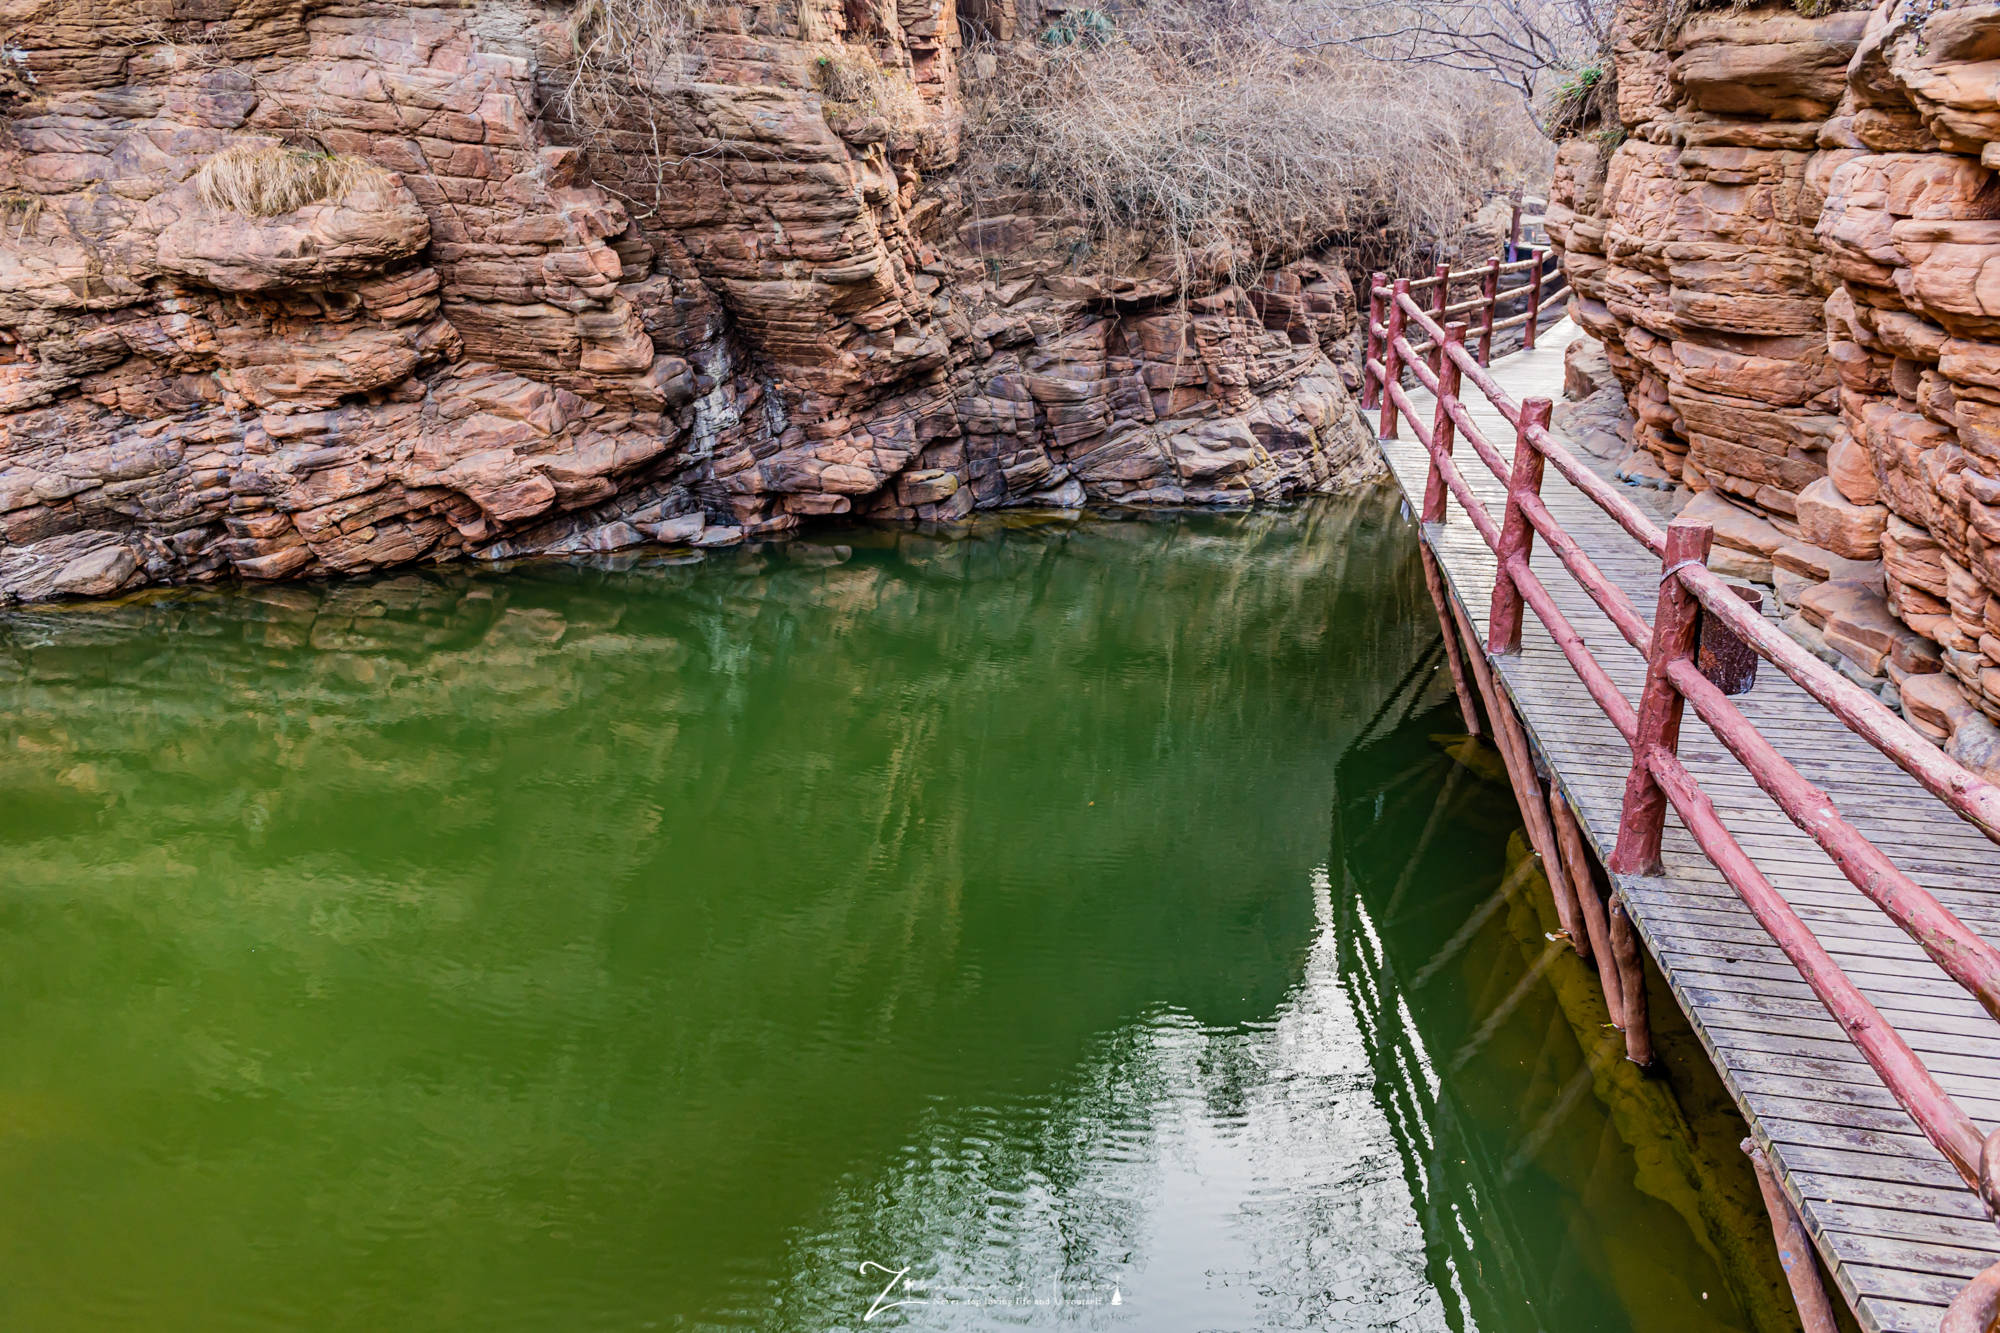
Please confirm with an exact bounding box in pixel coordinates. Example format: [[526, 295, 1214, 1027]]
[[0, 494, 1783, 1330]]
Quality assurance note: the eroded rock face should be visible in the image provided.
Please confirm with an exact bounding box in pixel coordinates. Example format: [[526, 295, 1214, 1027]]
[[1549, 0, 2000, 754], [0, 0, 1382, 604]]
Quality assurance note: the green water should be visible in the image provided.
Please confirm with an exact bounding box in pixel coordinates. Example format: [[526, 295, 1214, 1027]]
[[0, 493, 1782, 1331]]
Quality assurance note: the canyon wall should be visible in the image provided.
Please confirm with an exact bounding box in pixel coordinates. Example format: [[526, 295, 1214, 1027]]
[[1549, 0, 2000, 766], [0, 0, 1383, 604]]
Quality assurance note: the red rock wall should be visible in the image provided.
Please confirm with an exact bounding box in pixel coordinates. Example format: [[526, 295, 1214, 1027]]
[[1549, 0, 2000, 766], [0, 0, 1381, 603]]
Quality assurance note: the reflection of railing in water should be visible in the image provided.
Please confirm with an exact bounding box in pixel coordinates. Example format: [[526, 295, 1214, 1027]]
[[1329, 680, 1792, 1331], [1331, 681, 1557, 1327], [1368, 263, 2000, 1331]]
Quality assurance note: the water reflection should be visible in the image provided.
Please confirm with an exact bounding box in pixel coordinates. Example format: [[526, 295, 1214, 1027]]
[[0, 494, 1780, 1330], [1334, 692, 1797, 1333]]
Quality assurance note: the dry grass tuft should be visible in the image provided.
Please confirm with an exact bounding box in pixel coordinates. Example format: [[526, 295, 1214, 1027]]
[[812, 50, 928, 132], [195, 143, 388, 217], [1537, 58, 1615, 138], [963, 0, 1539, 279], [0, 192, 42, 236]]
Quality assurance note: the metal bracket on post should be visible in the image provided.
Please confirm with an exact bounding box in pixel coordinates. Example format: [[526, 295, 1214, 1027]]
[[1487, 397, 1553, 656]]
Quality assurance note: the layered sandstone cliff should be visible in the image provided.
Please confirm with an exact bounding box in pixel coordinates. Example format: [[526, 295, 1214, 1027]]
[[0, 0, 1388, 603], [1549, 0, 2000, 766]]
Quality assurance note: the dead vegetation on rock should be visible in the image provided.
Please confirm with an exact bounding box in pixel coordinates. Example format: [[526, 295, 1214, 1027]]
[[960, 0, 1538, 279], [553, 0, 711, 179], [811, 48, 929, 137], [194, 143, 389, 218]]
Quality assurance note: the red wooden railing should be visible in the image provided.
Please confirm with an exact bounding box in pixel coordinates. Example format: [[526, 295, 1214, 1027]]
[[1358, 247, 1568, 415], [1364, 267, 2000, 1333]]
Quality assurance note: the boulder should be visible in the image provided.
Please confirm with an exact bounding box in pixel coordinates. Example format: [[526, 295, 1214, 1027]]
[[155, 175, 431, 293], [1827, 429, 1880, 505], [1773, 538, 1885, 591], [1798, 578, 1942, 676], [1682, 488, 1786, 557], [1796, 476, 1890, 558]]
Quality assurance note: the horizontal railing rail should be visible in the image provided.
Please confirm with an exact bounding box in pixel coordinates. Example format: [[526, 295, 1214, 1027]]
[[1360, 247, 1569, 403], [1366, 262, 2000, 1333]]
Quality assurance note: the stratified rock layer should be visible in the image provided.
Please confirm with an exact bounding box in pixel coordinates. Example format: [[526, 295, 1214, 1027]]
[[0, 0, 1382, 604], [1550, 0, 2000, 766]]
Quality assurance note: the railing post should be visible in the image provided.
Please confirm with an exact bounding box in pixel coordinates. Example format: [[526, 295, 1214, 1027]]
[[1420, 323, 1467, 524], [1478, 258, 1499, 366], [1610, 515, 1715, 877], [1429, 261, 1450, 376], [1378, 277, 1408, 439], [1487, 397, 1552, 655], [1441, 593, 1589, 959], [1610, 895, 1653, 1064], [1420, 543, 1483, 739], [1744, 1140, 1843, 1333], [1363, 272, 1386, 411], [1525, 247, 1546, 350], [1606, 514, 1698, 1067]]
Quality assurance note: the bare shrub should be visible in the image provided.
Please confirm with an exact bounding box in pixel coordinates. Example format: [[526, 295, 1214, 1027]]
[[812, 49, 927, 131], [194, 143, 389, 217], [1292, 0, 1616, 125], [962, 0, 1538, 279], [552, 0, 712, 191]]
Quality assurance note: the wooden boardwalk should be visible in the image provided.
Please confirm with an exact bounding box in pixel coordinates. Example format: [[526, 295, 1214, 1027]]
[[1378, 322, 2000, 1333]]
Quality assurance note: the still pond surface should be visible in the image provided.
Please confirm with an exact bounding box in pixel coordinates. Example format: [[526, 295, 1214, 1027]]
[[0, 492, 1788, 1332]]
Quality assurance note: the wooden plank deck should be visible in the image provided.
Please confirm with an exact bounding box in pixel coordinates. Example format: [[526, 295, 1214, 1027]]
[[1378, 322, 2000, 1333]]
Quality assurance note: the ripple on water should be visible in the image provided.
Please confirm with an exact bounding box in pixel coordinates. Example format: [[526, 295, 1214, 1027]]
[[0, 497, 1777, 1332]]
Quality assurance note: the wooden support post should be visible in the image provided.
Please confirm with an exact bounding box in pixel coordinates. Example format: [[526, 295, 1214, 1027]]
[[1363, 272, 1387, 411], [1421, 323, 1467, 525], [1744, 1140, 1842, 1333], [1442, 591, 1587, 953], [1611, 516, 1714, 876], [1430, 261, 1450, 375], [1419, 542, 1483, 740], [1478, 258, 1499, 366], [1487, 397, 1552, 655], [1525, 247, 1546, 350], [1610, 893, 1653, 1064], [1378, 278, 1408, 439], [1550, 783, 1610, 984]]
